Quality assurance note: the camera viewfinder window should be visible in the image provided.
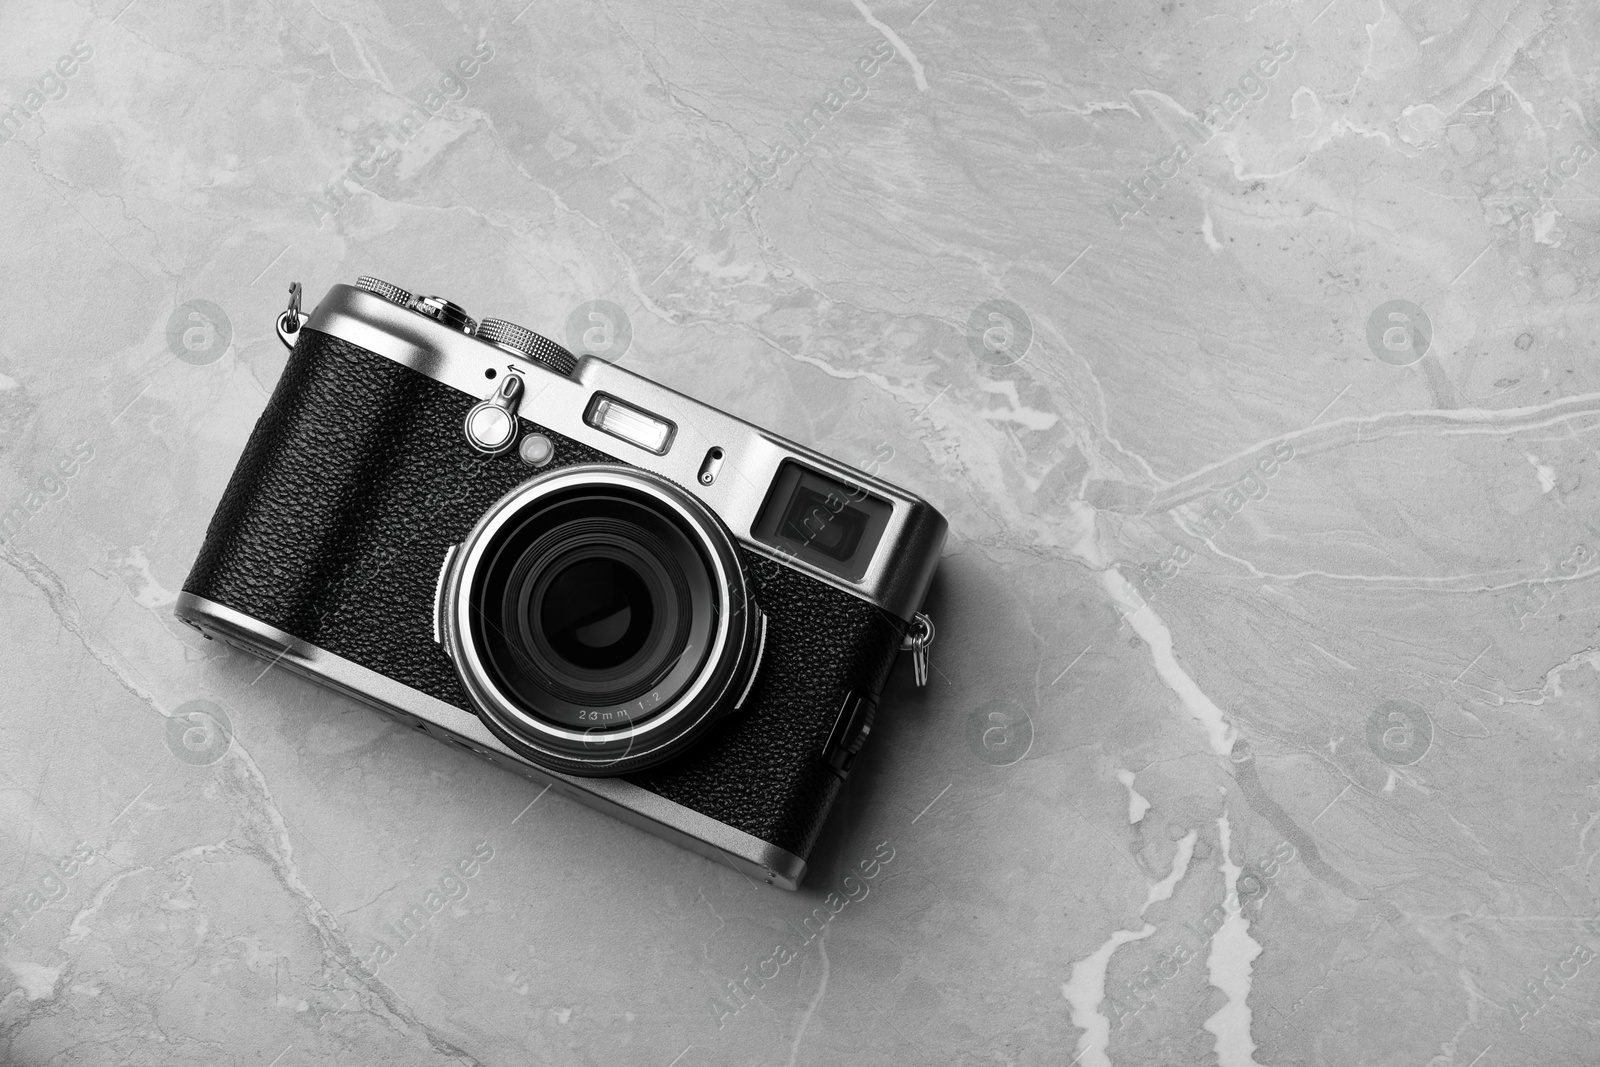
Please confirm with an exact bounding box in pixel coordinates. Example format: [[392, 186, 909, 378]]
[[752, 461, 893, 581]]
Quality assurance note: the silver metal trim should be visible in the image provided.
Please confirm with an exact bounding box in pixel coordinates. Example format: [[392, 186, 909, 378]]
[[732, 611, 766, 711], [176, 592, 806, 890], [413, 295, 475, 335], [304, 284, 946, 621], [432, 543, 458, 647]]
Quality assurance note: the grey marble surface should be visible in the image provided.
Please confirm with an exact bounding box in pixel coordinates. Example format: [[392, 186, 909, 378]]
[[3, 0, 1599, 1064]]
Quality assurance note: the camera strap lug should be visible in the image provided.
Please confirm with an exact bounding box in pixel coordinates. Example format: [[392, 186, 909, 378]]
[[276, 281, 309, 350], [900, 611, 934, 687]]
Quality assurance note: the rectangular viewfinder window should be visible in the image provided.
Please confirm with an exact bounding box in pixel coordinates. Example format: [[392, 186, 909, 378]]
[[752, 461, 893, 581]]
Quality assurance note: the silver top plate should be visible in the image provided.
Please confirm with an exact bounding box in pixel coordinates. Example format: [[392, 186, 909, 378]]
[[305, 284, 947, 621]]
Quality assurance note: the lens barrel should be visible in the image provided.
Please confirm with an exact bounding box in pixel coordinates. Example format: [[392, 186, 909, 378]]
[[442, 466, 763, 776]]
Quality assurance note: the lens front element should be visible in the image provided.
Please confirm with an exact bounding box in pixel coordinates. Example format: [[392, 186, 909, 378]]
[[541, 553, 654, 670], [480, 501, 711, 729]]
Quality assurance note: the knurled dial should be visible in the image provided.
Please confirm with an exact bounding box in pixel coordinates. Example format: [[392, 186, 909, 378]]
[[357, 277, 475, 334], [478, 318, 578, 376], [356, 276, 413, 306]]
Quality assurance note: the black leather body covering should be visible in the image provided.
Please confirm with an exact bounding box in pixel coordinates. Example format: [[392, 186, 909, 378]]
[[183, 329, 908, 859]]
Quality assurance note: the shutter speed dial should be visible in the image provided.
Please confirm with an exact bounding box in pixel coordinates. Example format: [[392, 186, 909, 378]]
[[478, 318, 578, 376]]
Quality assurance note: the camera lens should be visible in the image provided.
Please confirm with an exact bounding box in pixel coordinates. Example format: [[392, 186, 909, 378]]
[[485, 505, 704, 718], [445, 466, 764, 776]]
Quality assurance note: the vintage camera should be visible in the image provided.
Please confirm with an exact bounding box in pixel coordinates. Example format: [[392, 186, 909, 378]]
[[176, 278, 945, 889]]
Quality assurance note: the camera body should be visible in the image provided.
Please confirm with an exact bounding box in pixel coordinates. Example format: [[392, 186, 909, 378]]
[[176, 279, 945, 889]]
